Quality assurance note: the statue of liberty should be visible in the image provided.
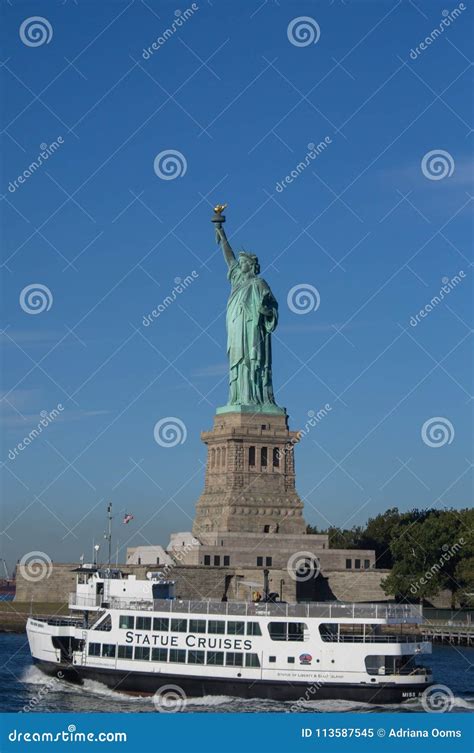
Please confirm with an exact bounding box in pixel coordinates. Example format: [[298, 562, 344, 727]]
[[212, 205, 284, 414]]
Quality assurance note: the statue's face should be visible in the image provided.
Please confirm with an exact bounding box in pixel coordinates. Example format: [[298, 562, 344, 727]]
[[239, 256, 253, 274]]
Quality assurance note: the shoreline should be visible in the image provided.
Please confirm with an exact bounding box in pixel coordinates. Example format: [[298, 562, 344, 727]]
[[0, 602, 68, 633]]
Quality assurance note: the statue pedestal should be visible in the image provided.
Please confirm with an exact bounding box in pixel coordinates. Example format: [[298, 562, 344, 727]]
[[192, 410, 306, 537], [216, 403, 286, 416]]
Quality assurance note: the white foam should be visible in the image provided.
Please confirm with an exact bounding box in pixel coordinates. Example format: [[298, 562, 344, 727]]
[[21, 666, 62, 687], [186, 695, 234, 707], [79, 678, 149, 702]]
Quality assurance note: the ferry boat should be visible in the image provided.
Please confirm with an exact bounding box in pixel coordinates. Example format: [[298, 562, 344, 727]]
[[26, 565, 433, 704]]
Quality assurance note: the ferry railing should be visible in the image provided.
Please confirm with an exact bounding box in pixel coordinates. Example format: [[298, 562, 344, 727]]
[[320, 634, 426, 643], [68, 593, 423, 622]]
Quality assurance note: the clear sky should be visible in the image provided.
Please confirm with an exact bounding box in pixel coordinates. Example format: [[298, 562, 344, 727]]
[[1, 0, 472, 572]]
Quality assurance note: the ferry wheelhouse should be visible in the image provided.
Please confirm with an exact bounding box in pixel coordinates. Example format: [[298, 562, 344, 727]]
[[26, 565, 433, 703]]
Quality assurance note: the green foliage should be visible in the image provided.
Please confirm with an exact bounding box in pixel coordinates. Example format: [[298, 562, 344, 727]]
[[309, 508, 473, 606], [381, 508, 473, 606]]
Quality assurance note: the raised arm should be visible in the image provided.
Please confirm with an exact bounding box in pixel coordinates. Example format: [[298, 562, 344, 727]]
[[216, 224, 236, 268]]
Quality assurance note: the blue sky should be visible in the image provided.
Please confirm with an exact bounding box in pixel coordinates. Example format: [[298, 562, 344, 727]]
[[1, 0, 472, 571]]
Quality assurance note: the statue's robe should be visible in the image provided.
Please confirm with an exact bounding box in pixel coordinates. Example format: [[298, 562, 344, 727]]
[[226, 260, 278, 406]]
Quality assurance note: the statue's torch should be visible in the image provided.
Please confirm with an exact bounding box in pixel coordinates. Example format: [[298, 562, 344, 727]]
[[211, 203, 227, 244]]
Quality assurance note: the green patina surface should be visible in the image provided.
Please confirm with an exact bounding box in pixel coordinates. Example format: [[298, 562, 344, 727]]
[[214, 216, 285, 416]]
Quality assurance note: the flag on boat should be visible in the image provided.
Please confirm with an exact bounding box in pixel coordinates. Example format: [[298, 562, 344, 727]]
[[123, 513, 134, 524]]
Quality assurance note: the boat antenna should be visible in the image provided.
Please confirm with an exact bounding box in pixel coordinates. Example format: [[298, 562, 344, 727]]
[[104, 502, 113, 566]]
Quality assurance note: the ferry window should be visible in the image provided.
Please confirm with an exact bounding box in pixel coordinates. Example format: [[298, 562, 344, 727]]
[[287, 657, 295, 664], [208, 620, 225, 634], [189, 619, 206, 634], [256, 557, 263, 566], [204, 555, 211, 566], [273, 448, 280, 468], [223, 555, 230, 566], [365, 655, 385, 675], [226, 652, 243, 667], [345, 559, 352, 569], [134, 646, 150, 661], [249, 446, 255, 466], [214, 556, 221, 566], [265, 557, 272, 566], [264, 525, 270, 533], [319, 624, 338, 642], [118, 646, 133, 659], [288, 623, 306, 641], [88, 643, 100, 656], [119, 615, 134, 629], [268, 622, 286, 641], [169, 649, 186, 663], [261, 447, 268, 467], [247, 622, 262, 636], [188, 650, 205, 665], [153, 617, 169, 632], [355, 559, 361, 569], [245, 654, 260, 667], [207, 651, 224, 666], [171, 619, 188, 632], [136, 616, 151, 631], [102, 644, 116, 658], [152, 648, 168, 662], [269, 656, 276, 663], [227, 621, 245, 635], [364, 559, 370, 569], [269, 622, 307, 641]]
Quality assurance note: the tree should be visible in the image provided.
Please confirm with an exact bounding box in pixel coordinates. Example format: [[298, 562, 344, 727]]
[[381, 509, 470, 607]]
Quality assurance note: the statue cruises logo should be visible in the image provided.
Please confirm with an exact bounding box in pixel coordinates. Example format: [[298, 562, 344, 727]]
[[299, 653, 313, 666]]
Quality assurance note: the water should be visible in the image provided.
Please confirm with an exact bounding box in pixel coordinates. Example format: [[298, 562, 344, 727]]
[[0, 634, 472, 713]]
